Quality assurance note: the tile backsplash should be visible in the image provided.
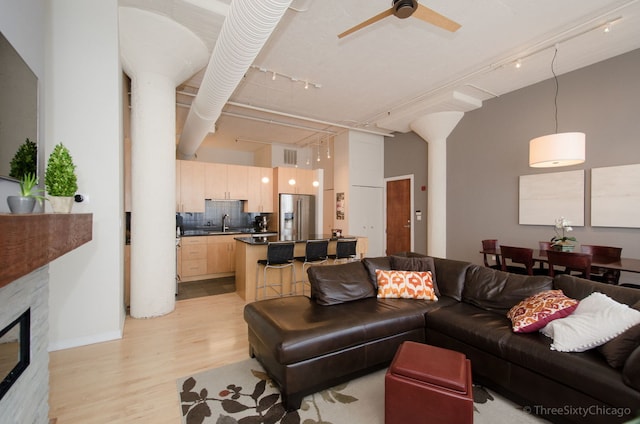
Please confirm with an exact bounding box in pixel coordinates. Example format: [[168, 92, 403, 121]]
[[178, 200, 270, 231]]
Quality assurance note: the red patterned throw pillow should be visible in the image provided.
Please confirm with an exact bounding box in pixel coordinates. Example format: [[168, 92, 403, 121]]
[[375, 269, 438, 300], [507, 290, 578, 333]]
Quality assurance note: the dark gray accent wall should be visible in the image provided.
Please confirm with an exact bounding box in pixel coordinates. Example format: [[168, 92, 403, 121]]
[[447, 48, 640, 281], [384, 131, 428, 254]]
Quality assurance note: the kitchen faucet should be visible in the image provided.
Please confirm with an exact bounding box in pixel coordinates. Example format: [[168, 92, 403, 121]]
[[222, 214, 230, 232]]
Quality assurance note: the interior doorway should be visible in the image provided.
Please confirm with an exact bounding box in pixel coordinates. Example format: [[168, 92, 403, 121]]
[[385, 176, 414, 255]]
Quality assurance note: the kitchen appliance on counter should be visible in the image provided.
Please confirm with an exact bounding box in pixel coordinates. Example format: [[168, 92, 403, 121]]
[[279, 194, 315, 241], [254, 215, 269, 233]]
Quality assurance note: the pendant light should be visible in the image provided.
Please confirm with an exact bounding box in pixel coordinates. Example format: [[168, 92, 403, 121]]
[[529, 46, 585, 168]]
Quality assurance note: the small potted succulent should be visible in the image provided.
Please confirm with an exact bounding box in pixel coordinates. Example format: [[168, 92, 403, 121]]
[[45, 143, 78, 213], [7, 172, 46, 214]]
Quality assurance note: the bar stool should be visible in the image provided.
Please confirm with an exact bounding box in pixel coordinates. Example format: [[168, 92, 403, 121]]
[[293, 239, 329, 296], [255, 241, 295, 300], [329, 238, 358, 263]]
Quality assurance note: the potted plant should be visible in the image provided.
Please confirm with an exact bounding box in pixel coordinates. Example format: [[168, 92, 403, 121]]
[[550, 217, 577, 251], [9, 138, 37, 180], [7, 172, 46, 214], [45, 143, 78, 213]]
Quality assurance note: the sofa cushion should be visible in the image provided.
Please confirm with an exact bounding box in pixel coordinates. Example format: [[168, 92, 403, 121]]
[[362, 257, 391, 289], [462, 266, 553, 314], [425, 302, 514, 357], [390, 255, 440, 297], [598, 324, 640, 368], [623, 345, 640, 391], [506, 290, 579, 333], [540, 292, 640, 352], [307, 261, 375, 305], [431, 257, 474, 301], [244, 296, 435, 365], [376, 269, 437, 300], [499, 328, 640, 409], [553, 274, 640, 305]]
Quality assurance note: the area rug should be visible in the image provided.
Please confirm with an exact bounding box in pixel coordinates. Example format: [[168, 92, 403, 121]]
[[177, 358, 548, 424]]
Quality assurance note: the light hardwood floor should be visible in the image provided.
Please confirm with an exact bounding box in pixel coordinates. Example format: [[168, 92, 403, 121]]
[[48, 292, 250, 423]]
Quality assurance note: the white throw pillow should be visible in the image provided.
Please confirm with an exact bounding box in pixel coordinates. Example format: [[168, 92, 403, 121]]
[[540, 292, 640, 352]]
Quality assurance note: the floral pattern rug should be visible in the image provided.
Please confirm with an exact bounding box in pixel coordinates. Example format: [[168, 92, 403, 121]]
[[177, 358, 548, 424]]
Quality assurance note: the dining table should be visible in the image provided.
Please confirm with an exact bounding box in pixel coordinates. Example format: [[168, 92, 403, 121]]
[[479, 247, 640, 274]]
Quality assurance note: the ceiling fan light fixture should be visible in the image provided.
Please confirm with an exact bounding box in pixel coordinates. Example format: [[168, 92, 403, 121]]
[[394, 0, 418, 19]]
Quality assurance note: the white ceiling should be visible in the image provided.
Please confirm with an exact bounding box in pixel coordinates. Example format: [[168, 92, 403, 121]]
[[120, 0, 640, 154]]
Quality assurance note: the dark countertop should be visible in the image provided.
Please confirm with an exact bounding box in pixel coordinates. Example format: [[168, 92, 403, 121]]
[[181, 228, 274, 237], [235, 234, 359, 245]]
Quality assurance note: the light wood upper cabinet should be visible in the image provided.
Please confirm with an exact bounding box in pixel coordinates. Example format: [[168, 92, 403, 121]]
[[177, 160, 205, 213], [275, 167, 316, 195], [246, 167, 273, 213], [205, 163, 248, 200]]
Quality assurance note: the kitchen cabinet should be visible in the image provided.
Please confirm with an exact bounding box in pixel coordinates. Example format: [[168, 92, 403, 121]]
[[207, 235, 236, 274], [275, 167, 316, 195], [177, 160, 205, 212], [246, 167, 273, 212], [180, 236, 207, 278], [205, 163, 248, 200]]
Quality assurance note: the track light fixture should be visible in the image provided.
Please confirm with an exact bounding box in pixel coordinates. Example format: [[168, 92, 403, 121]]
[[251, 65, 322, 90]]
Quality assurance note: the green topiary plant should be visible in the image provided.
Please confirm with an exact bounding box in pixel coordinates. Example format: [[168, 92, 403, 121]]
[[9, 138, 37, 179], [45, 143, 78, 197]]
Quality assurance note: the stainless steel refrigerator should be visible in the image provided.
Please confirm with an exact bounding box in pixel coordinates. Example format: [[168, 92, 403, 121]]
[[279, 194, 315, 241]]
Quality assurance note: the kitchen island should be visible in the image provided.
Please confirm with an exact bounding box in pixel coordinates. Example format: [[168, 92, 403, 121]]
[[235, 235, 368, 302]]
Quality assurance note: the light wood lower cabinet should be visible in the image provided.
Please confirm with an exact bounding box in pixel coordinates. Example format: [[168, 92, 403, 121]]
[[180, 236, 208, 278], [207, 235, 236, 274], [179, 235, 236, 282]]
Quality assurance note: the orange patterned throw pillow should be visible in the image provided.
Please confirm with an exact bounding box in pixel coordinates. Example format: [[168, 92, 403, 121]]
[[375, 269, 438, 300], [507, 290, 579, 333]]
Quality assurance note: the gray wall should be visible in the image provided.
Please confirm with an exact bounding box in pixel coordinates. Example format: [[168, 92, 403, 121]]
[[384, 131, 428, 254], [447, 48, 640, 282]]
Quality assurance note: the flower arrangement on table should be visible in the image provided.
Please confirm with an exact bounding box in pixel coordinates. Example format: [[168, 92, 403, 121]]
[[550, 217, 577, 251]]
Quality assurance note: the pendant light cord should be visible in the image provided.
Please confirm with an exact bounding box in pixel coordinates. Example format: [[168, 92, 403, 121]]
[[551, 46, 559, 133]]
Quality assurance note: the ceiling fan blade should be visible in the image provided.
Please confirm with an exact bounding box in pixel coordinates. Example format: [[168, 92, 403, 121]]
[[413, 3, 461, 32], [338, 7, 394, 39]]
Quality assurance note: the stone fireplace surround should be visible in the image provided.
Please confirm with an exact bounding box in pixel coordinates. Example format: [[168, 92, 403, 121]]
[[0, 214, 92, 423]]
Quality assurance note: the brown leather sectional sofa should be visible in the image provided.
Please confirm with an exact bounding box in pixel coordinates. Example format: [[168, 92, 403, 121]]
[[243, 255, 640, 423]]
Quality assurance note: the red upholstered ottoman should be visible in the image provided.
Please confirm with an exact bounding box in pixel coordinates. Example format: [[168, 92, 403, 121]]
[[385, 341, 473, 424]]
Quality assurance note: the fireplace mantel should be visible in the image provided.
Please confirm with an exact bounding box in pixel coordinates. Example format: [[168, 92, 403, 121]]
[[0, 213, 93, 288]]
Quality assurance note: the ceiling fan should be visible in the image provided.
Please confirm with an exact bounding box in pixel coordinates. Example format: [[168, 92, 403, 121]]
[[338, 0, 461, 39]]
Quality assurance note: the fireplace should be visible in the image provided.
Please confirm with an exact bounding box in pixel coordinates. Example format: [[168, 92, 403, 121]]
[[0, 308, 30, 400]]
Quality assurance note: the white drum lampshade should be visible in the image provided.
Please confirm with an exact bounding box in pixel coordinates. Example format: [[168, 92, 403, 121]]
[[529, 132, 585, 168]]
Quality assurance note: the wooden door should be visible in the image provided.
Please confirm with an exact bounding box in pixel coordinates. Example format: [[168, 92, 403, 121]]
[[386, 179, 411, 255]]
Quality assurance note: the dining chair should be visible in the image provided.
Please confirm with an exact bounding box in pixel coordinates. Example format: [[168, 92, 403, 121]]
[[537, 241, 553, 272], [500, 245, 539, 276], [255, 241, 296, 300], [481, 239, 501, 270], [293, 239, 329, 296], [546, 250, 592, 279], [580, 245, 622, 284]]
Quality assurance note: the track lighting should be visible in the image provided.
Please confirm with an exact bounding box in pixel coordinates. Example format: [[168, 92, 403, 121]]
[[250, 65, 321, 90]]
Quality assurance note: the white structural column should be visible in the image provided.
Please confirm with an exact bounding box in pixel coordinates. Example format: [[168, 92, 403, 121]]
[[410, 112, 464, 258], [119, 8, 208, 318]]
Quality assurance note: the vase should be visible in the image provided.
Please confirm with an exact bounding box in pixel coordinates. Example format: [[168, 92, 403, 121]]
[[48, 196, 74, 213], [7, 196, 36, 214], [553, 243, 575, 252]]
